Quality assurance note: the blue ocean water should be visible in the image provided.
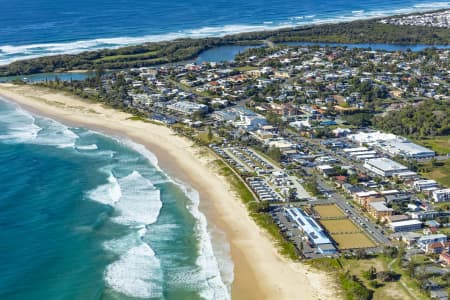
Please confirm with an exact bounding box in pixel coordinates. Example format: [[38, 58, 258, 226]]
[[0, 0, 449, 64], [0, 99, 233, 299]]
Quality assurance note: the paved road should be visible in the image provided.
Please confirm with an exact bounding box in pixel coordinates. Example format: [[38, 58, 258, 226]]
[[223, 148, 253, 172], [312, 176, 390, 245], [296, 137, 390, 245], [288, 175, 314, 200]]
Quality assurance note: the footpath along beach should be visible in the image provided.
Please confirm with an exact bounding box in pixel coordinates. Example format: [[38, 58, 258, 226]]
[[0, 83, 337, 300]]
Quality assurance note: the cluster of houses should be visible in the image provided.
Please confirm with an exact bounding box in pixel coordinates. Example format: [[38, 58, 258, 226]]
[[380, 10, 450, 28], [95, 43, 449, 279], [97, 44, 449, 132]]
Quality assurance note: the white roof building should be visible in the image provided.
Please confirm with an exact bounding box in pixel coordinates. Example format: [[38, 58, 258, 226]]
[[413, 179, 439, 191], [382, 139, 435, 159], [266, 139, 295, 151], [347, 131, 434, 159], [418, 234, 447, 249], [284, 207, 336, 254], [343, 147, 369, 153], [363, 157, 408, 177], [432, 189, 450, 202], [390, 219, 423, 232], [166, 101, 208, 115]]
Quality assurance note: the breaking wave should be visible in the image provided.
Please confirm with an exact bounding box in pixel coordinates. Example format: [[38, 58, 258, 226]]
[[1, 2, 449, 65], [0, 102, 78, 148]]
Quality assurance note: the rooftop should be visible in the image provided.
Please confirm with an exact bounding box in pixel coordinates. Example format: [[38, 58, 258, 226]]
[[284, 207, 333, 246], [355, 190, 380, 197], [383, 139, 435, 157], [418, 234, 447, 242], [369, 202, 393, 212], [390, 219, 422, 227], [365, 157, 408, 172]]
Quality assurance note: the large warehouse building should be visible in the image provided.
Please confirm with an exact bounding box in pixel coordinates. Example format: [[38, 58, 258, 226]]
[[363, 157, 408, 177], [347, 131, 434, 159]]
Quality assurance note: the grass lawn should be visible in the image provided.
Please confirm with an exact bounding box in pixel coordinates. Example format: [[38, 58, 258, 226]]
[[320, 219, 360, 234], [250, 147, 281, 168], [314, 204, 346, 218], [437, 227, 450, 234], [308, 257, 414, 300], [419, 159, 450, 187], [331, 232, 376, 249], [196, 131, 223, 145], [94, 50, 160, 62], [234, 66, 258, 72], [342, 257, 417, 300], [414, 136, 450, 155]]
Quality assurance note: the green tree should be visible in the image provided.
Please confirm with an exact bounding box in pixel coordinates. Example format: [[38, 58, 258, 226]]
[[207, 126, 213, 142], [267, 146, 282, 162], [363, 266, 377, 280]]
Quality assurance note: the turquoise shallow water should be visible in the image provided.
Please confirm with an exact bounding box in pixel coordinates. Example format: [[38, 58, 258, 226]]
[[0, 99, 232, 299]]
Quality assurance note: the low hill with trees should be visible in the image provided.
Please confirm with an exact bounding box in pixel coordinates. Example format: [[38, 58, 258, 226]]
[[372, 100, 450, 138]]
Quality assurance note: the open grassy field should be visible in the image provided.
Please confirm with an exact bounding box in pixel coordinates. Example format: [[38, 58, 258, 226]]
[[419, 159, 450, 187], [331, 233, 376, 249], [315, 204, 345, 218], [342, 257, 414, 300], [196, 131, 223, 145], [414, 136, 450, 155], [319, 218, 376, 249], [320, 219, 360, 234]]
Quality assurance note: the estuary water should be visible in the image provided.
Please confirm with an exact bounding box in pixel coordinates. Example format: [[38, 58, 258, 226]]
[[0, 0, 449, 64]]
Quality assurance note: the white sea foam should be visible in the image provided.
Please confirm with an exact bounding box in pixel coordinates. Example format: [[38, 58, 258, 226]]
[[113, 171, 162, 226], [104, 243, 164, 299], [87, 173, 122, 205], [414, 2, 450, 8], [103, 227, 148, 256], [87, 169, 162, 226], [2, 3, 448, 65], [120, 139, 161, 171], [176, 183, 232, 300], [105, 135, 233, 298], [113, 136, 233, 299], [93, 169, 164, 298], [0, 102, 79, 148], [0, 105, 40, 142], [76, 144, 98, 150], [32, 118, 79, 148]]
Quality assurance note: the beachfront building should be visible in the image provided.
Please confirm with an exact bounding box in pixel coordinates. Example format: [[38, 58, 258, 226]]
[[233, 114, 267, 130], [390, 219, 423, 232], [363, 157, 408, 177], [166, 101, 208, 115], [432, 189, 450, 203], [284, 207, 336, 254], [212, 110, 238, 122]]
